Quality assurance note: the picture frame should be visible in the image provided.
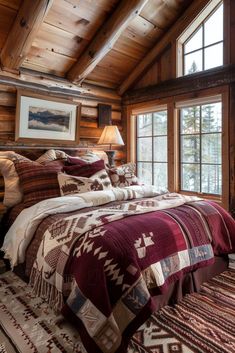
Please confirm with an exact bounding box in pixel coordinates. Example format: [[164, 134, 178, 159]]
[[98, 103, 112, 127], [15, 90, 80, 145]]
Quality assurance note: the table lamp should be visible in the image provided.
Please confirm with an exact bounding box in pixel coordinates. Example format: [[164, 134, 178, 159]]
[[97, 125, 124, 167]]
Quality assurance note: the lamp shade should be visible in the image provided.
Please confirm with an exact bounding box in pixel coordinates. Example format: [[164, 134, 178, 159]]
[[97, 125, 124, 147]]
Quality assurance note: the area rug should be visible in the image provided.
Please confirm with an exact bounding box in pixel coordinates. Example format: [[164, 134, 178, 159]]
[[0, 271, 235, 353]]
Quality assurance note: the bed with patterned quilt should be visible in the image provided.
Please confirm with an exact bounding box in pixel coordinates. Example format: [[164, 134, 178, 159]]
[[1, 149, 235, 353]]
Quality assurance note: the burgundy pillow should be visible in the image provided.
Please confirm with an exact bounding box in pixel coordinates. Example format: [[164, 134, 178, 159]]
[[65, 156, 87, 166], [63, 159, 105, 178], [14, 160, 64, 207]]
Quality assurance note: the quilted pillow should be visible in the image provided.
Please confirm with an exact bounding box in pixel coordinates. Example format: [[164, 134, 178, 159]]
[[58, 173, 104, 196], [63, 159, 106, 178], [14, 159, 64, 207], [107, 163, 139, 187]]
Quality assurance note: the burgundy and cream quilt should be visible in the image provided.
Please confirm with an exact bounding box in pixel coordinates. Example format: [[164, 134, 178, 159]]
[[2, 186, 235, 353]]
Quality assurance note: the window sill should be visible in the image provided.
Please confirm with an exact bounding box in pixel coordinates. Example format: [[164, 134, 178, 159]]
[[177, 190, 222, 204]]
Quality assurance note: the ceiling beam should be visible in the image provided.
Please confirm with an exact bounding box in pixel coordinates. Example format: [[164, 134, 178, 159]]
[[118, 0, 211, 95], [67, 0, 149, 85], [122, 64, 235, 105], [0, 68, 121, 103], [0, 0, 53, 72]]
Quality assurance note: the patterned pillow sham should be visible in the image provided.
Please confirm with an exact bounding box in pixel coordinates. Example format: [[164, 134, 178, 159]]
[[58, 168, 112, 196], [14, 159, 64, 207], [58, 173, 103, 196], [0, 150, 66, 208], [63, 159, 106, 178], [90, 169, 112, 189], [107, 163, 139, 187]]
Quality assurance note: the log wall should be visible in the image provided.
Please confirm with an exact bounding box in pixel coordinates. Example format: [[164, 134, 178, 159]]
[[0, 84, 125, 164]]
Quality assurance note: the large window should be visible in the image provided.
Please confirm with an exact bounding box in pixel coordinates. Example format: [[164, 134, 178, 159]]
[[136, 111, 168, 190], [180, 101, 222, 195], [178, 1, 223, 76], [130, 90, 228, 208]]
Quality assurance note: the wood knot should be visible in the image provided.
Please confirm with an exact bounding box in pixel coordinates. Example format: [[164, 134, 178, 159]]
[[20, 17, 27, 27], [75, 36, 83, 44]]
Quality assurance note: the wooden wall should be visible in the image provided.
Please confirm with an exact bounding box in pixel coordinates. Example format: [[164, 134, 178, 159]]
[[134, 46, 173, 90], [0, 83, 125, 164]]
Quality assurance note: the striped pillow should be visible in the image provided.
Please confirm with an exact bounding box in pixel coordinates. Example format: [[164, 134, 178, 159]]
[[14, 160, 64, 207]]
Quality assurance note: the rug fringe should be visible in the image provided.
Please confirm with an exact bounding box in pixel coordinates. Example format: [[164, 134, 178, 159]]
[[30, 268, 64, 312]]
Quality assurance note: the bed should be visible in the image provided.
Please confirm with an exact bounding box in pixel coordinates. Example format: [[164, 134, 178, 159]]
[[0, 148, 235, 353]]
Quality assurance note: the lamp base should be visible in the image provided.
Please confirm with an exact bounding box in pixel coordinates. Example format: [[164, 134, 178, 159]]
[[105, 150, 115, 167]]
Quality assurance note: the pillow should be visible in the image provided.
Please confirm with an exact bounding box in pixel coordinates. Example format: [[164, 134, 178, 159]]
[[0, 150, 66, 208], [14, 159, 64, 207], [89, 169, 112, 189], [63, 151, 108, 165], [78, 151, 102, 163], [90, 151, 108, 165], [58, 173, 103, 196], [107, 163, 139, 187], [63, 159, 106, 178], [0, 158, 22, 207]]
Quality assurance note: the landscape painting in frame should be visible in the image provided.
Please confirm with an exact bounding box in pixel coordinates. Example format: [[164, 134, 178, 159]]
[[16, 91, 79, 144]]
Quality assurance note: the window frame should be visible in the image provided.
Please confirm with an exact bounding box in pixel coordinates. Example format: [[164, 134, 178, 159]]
[[135, 109, 168, 188], [177, 0, 224, 77], [178, 100, 222, 196], [128, 87, 229, 210]]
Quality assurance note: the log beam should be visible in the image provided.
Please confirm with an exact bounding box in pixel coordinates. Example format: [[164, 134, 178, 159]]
[[0, 68, 121, 104], [123, 65, 235, 105], [67, 0, 149, 84], [0, 0, 53, 71], [118, 0, 211, 95]]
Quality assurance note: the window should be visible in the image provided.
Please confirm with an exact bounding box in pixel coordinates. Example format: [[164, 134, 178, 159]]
[[136, 110, 168, 189], [179, 101, 222, 195], [178, 1, 223, 76], [129, 90, 228, 208]]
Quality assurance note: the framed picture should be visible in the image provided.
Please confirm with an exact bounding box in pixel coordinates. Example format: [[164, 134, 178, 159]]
[[15, 90, 80, 145], [98, 103, 112, 127]]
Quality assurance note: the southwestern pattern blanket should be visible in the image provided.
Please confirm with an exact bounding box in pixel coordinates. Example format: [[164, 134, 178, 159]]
[[2, 187, 235, 353]]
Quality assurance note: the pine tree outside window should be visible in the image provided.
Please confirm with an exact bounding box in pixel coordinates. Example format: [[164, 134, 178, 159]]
[[180, 101, 222, 195]]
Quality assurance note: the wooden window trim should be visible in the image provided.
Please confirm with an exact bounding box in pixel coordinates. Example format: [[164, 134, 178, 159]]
[[128, 86, 229, 210]]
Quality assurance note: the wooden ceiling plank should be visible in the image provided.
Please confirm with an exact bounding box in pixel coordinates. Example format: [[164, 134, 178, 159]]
[[44, 0, 118, 39], [0, 5, 18, 50], [0, 0, 53, 71], [33, 22, 88, 59], [119, 0, 211, 95], [0, 0, 22, 11], [67, 0, 149, 84]]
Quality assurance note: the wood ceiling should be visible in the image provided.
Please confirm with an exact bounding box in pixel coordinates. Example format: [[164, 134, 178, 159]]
[[0, 0, 193, 94]]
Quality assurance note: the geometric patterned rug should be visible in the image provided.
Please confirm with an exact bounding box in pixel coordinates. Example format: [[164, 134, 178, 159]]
[[0, 270, 235, 353]]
